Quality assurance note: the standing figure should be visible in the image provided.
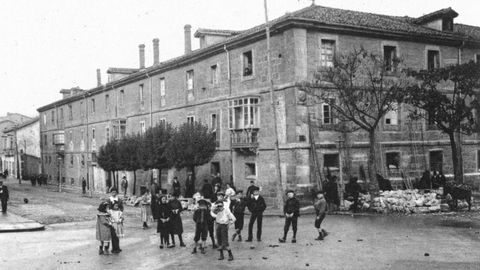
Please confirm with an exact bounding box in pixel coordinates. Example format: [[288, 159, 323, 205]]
[[192, 199, 210, 254], [96, 202, 113, 254], [136, 191, 152, 229], [108, 188, 124, 237], [225, 183, 236, 198], [121, 176, 128, 197], [210, 199, 236, 261], [314, 191, 328, 240], [246, 187, 266, 242], [0, 180, 9, 213], [81, 177, 87, 194], [212, 173, 223, 189], [201, 179, 214, 201], [172, 177, 181, 198], [324, 176, 340, 212], [344, 177, 361, 213], [245, 181, 257, 199], [279, 190, 300, 243], [206, 200, 218, 248], [168, 194, 185, 247], [185, 174, 195, 198], [230, 190, 246, 242], [154, 195, 172, 248]]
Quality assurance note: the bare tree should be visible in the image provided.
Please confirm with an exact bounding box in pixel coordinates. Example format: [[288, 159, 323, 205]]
[[299, 47, 414, 192]]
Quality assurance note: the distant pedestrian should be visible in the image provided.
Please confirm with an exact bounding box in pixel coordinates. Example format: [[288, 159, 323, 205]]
[[0, 180, 9, 213], [168, 194, 185, 247], [230, 190, 246, 242], [191, 199, 210, 254], [201, 179, 214, 201], [121, 176, 128, 197], [246, 181, 257, 199], [82, 177, 87, 194], [211, 199, 236, 261], [172, 177, 181, 198], [153, 195, 171, 249], [279, 190, 300, 243], [314, 191, 328, 240], [185, 174, 195, 198], [246, 187, 266, 242], [96, 202, 113, 254], [212, 173, 223, 188]]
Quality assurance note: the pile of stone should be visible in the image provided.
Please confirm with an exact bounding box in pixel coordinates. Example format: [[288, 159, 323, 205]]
[[371, 189, 442, 214]]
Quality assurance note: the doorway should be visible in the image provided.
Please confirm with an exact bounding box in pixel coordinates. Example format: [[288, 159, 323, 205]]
[[429, 150, 443, 172]]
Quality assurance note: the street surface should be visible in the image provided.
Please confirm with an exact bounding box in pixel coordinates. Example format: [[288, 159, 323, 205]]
[[1, 180, 480, 270]]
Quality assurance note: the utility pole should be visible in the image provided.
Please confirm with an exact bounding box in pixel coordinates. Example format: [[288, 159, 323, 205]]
[[264, 0, 284, 208]]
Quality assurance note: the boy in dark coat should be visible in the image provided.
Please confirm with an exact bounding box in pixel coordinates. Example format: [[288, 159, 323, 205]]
[[0, 181, 9, 213], [246, 187, 266, 242], [230, 190, 247, 241], [168, 194, 185, 247], [154, 195, 172, 248], [279, 190, 300, 243], [314, 191, 328, 240], [192, 199, 211, 254]]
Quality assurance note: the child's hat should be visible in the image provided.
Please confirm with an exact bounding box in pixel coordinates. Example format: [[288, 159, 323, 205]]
[[197, 199, 208, 206], [216, 191, 225, 196], [285, 189, 295, 194]]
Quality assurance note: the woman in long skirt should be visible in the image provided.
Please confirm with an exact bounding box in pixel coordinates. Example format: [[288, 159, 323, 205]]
[[154, 195, 172, 249], [136, 191, 152, 229]]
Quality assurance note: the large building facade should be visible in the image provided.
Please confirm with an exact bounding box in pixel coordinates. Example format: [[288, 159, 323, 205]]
[[1, 113, 33, 177], [37, 5, 480, 205]]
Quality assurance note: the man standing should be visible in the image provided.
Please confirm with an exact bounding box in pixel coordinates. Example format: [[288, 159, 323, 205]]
[[121, 176, 128, 197], [82, 177, 87, 194], [246, 181, 257, 199], [279, 190, 300, 243], [246, 187, 266, 242], [201, 179, 213, 200], [0, 180, 9, 213]]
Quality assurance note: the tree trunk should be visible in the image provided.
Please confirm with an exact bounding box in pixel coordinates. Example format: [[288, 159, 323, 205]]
[[190, 166, 196, 195], [158, 168, 162, 189], [367, 130, 379, 193], [449, 132, 464, 184], [112, 172, 117, 191], [133, 170, 137, 195]]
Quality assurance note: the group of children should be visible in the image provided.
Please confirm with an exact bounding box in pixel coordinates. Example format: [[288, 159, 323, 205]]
[[95, 188, 124, 255], [95, 185, 329, 261]]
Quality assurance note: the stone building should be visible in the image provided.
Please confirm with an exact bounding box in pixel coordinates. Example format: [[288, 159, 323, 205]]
[[37, 5, 480, 205], [0, 113, 33, 177]]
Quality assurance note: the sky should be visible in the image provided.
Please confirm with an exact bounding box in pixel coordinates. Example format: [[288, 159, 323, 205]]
[[0, 0, 478, 117]]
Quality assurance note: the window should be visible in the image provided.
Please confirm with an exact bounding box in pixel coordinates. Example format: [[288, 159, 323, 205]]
[[140, 121, 146, 134], [442, 18, 453, 31], [228, 97, 260, 129], [242, 51, 253, 76], [80, 101, 84, 117], [81, 155, 85, 166], [385, 103, 399, 125], [210, 64, 218, 85], [211, 162, 220, 175], [119, 90, 125, 107], [51, 134, 54, 145], [321, 40, 335, 67], [186, 70, 194, 90], [51, 111, 55, 124], [386, 152, 400, 170], [92, 128, 95, 140], [91, 99, 96, 114], [43, 114, 47, 125], [427, 50, 440, 70], [106, 127, 110, 143], [323, 154, 339, 171], [245, 163, 256, 178], [476, 54, 480, 63], [429, 150, 443, 172], [43, 134, 47, 146], [187, 116, 195, 124], [105, 94, 110, 112], [139, 84, 144, 105], [211, 113, 220, 147], [113, 120, 127, 140], [70, 154, 74, 166], [159, 118, 166, 128], [477, 150, 480, 172], [68, 105, 73, 120], [322, 103, 333, 124], [59, 108, 64, 121], [159, 78, 166, 97], [383, 46, 397, 72]]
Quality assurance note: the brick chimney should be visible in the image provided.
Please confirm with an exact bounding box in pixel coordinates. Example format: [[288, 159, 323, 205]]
[[96, 69, 101, 87], [184, 24, 192, 54], [139, 44, 145, 69], [153, 38, 159, 65]]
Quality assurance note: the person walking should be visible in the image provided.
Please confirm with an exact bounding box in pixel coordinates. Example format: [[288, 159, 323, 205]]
[[172, 177, 181, 198], [314, 191, 328, 240], [0, 180, 9, 213], [81, 177, 87, 194], [279, 190, 300, 243], [210, 198, 236, 261], [230, 190, 246, 242], [191, 199, 210, 254], [153, 195, 172, 249], [246, 187, 266, 242], [168, 193, 185, 247]]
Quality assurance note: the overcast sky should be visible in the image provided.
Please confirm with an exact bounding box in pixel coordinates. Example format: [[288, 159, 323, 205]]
[[1, 0, 478, 117]]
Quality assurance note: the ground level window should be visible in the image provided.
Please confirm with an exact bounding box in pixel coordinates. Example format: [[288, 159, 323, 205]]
[[323, 153, 339, 172], [477, 150, 480, 172], [386, 152, 400, 170], [211, 162, 220, 175], [245, 163, 256, 179], [429, 150, 443, 173]]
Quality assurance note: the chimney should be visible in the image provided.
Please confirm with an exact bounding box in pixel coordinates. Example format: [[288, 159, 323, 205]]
[[139, 44, 145, 69], [184, 24, 192, 54], [153, 38, 159, 65], [96, 69, 101, 87]]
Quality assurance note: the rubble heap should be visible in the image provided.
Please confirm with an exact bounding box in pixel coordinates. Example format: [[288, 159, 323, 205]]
[[371, 189, 443, 214]]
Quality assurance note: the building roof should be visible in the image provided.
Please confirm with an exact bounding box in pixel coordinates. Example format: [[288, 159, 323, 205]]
[[37, 5, 480, 112], [454, 23, 480, 41], [413, 7, 459, 24], [2, 117, 39, 133], [193, 28, 242, 38]]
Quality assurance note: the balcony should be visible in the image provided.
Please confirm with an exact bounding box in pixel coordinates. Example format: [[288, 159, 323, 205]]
[[3, 148, 15, 157], [53, 131, 65, 145], [231, 129, 259, 152]]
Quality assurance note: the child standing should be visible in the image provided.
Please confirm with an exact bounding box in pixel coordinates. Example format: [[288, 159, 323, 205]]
[[230, 190, 246, 241], [168, 194, 186, 247], [154, 195, 171, 248], [109, 204, 124, 238], [192, 199, 210, 254], [279, 190, 300, 243], [136, 191, 152, 229], [314, 191, 328, 240], [210, 197, 236, 261], [96, 202, 112, 254]]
